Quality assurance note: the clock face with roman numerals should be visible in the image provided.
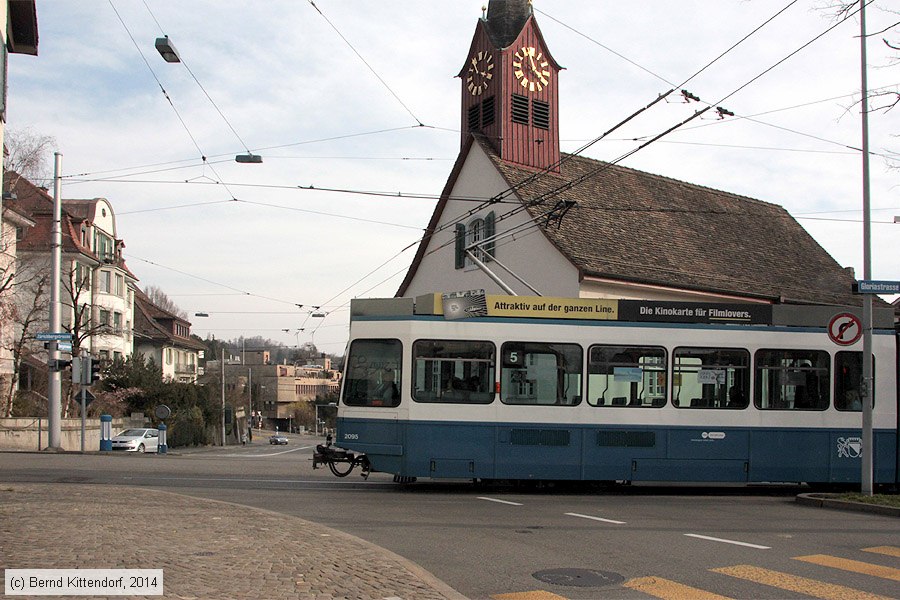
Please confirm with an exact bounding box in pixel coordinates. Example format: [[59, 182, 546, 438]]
[[512, 46, 550, 92], [466, 51, 494, 96]]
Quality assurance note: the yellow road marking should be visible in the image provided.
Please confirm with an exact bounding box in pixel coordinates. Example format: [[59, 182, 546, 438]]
[[712, 565, 893, 600], [863, 546, 900, 558], [624, 577, 734, 600], [795, 554, 900, 581], [490, 592, 568, 600]]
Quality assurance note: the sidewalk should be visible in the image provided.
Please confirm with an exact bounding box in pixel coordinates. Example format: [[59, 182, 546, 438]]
[[0, 483, 467, 600]]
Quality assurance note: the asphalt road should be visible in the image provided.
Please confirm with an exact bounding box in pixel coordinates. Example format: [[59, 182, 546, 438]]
[[2, 435, 898, 600]]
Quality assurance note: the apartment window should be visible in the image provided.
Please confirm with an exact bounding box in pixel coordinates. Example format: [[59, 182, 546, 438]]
[[99, 270, 111, 294], [94, 232, 114, 262], [115, 274, 124, 297], [99, 309, 110, 327], [113, 312, 122, 334]]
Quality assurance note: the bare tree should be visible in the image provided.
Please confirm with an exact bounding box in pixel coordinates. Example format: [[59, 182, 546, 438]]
[[1, 254, 50, 416], [3, 127, 56, 189], [144, 284, 188, 319]]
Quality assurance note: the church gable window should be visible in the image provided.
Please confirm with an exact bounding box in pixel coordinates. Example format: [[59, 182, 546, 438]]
[[454, 212, 497, 270]]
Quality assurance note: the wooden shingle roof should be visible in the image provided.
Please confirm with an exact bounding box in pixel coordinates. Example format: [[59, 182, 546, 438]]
[[487, 140, 862, 306], [398, 136, 869, 307]]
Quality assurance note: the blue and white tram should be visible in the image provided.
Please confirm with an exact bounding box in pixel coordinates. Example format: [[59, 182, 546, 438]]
[[314, 295, 899, 486]]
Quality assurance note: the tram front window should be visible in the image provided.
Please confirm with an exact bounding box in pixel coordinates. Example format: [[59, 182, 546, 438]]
[[342, 339, 402, 407], [500, 342, 582, 405]]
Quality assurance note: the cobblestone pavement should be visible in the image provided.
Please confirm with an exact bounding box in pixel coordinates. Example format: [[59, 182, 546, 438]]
[[0, 483, 468, 600]]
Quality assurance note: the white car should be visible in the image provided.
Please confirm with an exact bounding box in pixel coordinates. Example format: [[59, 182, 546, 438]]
[[111, 428, 159, 453]]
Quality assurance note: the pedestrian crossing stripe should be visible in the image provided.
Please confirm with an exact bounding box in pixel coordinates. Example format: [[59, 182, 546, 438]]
[[794, 554, 900, 581], [863, 546, 900, 558], [490, 592, 568, 600], [623, 576, 733, 599], [711, 565, 894, 600]]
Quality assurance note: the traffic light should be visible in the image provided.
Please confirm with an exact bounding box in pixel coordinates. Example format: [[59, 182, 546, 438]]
[[84, 356, 102, 385], [49, 359, 71, 372]]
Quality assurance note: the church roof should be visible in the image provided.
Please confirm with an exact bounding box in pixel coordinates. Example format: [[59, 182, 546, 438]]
[[398, 135, 869, 307]]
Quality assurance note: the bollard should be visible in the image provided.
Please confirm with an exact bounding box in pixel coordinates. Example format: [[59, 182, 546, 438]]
[[99, 415, 112, 451], [157, 423, 167, 454]]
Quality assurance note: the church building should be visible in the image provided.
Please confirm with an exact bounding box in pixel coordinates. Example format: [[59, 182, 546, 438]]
[[398, 0, 863, 308]]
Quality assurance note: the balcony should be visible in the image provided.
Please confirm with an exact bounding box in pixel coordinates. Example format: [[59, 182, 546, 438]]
[[174, 362, 197, 375]]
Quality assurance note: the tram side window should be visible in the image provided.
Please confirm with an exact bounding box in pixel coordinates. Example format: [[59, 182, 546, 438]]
[[834, 351, 874, 411], [754, 349, 829, 411], [500, 342, 582, 406], [412, 339, 495, 404], [587, 345, 666, 408], [673, 347, 750, 409], [342, 339, 402, 407]]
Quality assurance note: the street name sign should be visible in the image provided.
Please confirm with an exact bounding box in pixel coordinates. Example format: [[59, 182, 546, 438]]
[[36, 332, 73, 341], [853, 280, 900, 294]]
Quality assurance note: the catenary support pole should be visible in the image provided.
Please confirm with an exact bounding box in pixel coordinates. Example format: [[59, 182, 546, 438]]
[[221, 348, 226, 446], [47, 152, 63, 450], [858, 0, 874, 496]]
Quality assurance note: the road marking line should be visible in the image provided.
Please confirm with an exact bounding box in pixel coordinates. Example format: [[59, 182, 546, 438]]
[[863, 546, 900, 558], [220, 446, 311, 457], [684, 534, 770, 549], [794, 554, 900, 581], [712, 565, 893, 600], [624, 576, 734, 600], [564, 512, 626, 525], [490, 591, 568, 600], [477, 497, 523, 506]]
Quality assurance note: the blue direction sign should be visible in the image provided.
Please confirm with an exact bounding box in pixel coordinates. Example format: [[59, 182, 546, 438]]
[[854, 280, 900, 294], [36, 332, 73, 341]]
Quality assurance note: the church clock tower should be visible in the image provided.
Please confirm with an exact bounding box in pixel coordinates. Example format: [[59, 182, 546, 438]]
[[459, 0, 562, 172]]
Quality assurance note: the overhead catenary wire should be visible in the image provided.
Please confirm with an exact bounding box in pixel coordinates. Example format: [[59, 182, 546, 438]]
[[307, 0, 425, 126], [142, 0, 254, 154], [106, 0, 240, 202], [110, 2, 880, 336]]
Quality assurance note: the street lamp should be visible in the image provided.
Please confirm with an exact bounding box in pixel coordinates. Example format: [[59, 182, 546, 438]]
[[154, 36, 180, 63]]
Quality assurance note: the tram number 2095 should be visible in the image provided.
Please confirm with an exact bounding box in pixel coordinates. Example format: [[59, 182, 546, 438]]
[[343, 433, 359, 440]]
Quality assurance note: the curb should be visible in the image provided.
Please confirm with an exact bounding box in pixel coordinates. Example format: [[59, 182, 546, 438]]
[[796, 493, 900, 517]]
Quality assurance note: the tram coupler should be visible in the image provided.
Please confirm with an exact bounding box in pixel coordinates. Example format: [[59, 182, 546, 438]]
[[312, 437, 370, 479]]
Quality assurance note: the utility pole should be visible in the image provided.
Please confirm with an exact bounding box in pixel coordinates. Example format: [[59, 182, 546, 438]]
[[47, 152, 63, 450], [220, 348, 226, 446], [858, 0, 874, 496]]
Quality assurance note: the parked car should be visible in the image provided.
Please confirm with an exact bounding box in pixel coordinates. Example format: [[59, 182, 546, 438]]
[[269, 434, 288, 445], [111, 428, 159, 453]]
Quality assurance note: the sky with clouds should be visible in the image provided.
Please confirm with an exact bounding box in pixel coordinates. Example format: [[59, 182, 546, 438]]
[[8, 0, 899, 354]]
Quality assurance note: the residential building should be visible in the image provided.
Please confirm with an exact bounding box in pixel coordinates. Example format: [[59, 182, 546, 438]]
[[398, 0, 869, 310], [5, 173, 137, 366], [0, 198, 33, 407], [0, 0, 38, 410], [132, 288, 205, 383]]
